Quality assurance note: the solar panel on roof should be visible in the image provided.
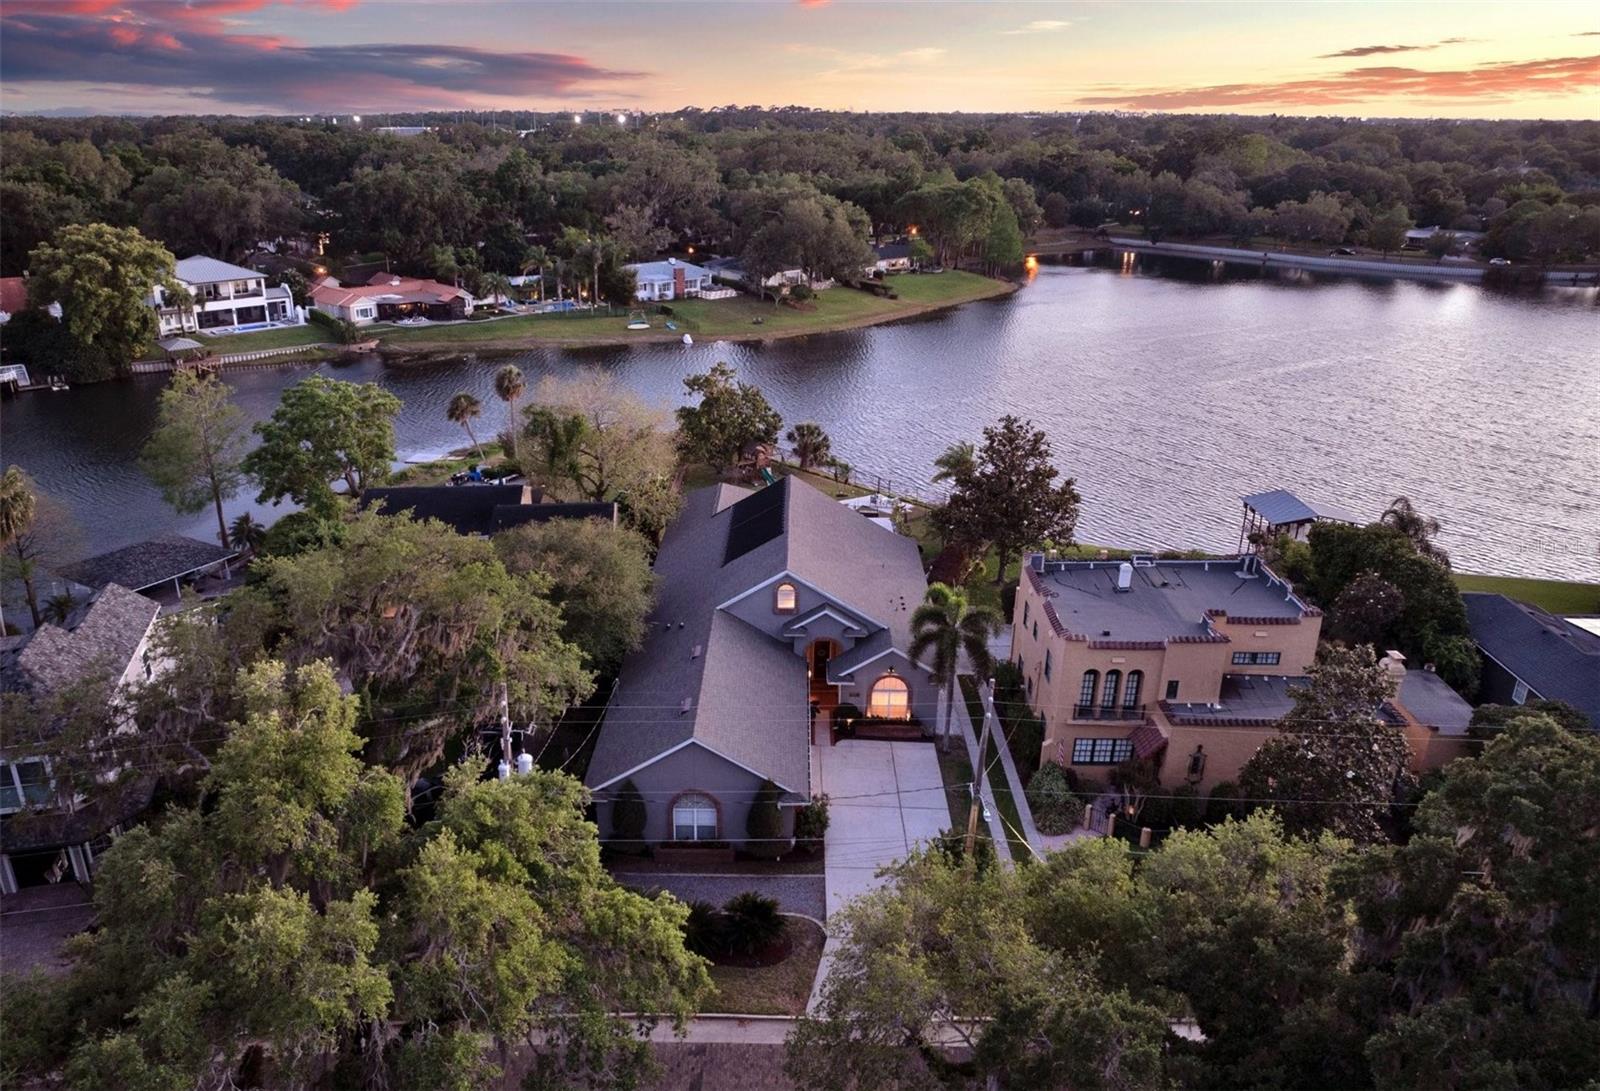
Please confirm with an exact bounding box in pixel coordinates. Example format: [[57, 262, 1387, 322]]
[[723, 477, 787, 564]]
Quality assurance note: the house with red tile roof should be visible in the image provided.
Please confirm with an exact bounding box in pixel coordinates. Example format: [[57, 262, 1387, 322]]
[[309, 272, 472, 325], [0, 276, 61, 324]]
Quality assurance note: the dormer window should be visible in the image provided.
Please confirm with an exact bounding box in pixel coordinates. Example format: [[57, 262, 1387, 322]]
[[774, 582, 797, 613]]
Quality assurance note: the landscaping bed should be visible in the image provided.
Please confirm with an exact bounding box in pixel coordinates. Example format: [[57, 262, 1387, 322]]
[[703, 917, 826, 1016]]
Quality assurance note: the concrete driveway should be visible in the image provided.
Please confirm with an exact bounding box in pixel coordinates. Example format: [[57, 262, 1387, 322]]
[[815, 739, 950, 918]]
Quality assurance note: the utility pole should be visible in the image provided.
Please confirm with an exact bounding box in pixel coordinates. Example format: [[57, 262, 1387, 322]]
[[964, 693, 994, 859]]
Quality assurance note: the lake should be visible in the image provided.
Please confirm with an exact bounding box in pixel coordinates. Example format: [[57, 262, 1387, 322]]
[[4, 253, 1597, 582]]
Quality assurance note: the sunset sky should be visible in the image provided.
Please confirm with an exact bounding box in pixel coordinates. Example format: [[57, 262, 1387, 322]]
[[1, 0, 1596, 120]]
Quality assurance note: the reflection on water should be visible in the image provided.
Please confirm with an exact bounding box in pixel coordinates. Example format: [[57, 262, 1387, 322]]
[[4, 256, 1597, 581]]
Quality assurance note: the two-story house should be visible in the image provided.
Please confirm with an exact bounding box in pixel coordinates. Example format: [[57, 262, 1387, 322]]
[[626, 258, 722, 302], [1012, 553, 1473, 790], [0, 584, 164, 894], [586, 475, 933, 848], [151, 255, 302, 335]]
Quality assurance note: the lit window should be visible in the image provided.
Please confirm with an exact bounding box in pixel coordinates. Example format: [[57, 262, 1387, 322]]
[[1078, 670, 1099, 709], [867, 675, 911, 720], [1123, 671, 1143, 710], [774, 582, 797, 613], [672, 794, 718, 841]]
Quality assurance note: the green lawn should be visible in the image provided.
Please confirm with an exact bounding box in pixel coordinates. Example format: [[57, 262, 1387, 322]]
[[1453, 573, 1599, 615], [370, 272, 1009, 349], [197, 325, 331, 352], [958, 675, 1032, 862], [703, 918, 826, 1016]]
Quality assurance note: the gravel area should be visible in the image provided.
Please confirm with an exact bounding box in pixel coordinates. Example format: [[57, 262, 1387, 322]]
[[613, 872, 826, 920]]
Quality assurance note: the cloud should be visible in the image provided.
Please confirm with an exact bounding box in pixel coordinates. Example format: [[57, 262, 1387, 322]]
[[1319, 37, 1478, 58], [787, 43, 947, 78], [1075, 54, 1600, 110], [1002, 19, 1071, 35], [1577, 31, 1600, 36], [899, 47, 947, 63], [0, 2, 642, 111]]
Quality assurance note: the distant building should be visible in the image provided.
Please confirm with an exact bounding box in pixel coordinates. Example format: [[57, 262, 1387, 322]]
[[150, 255, 302, 336], [0, 276, 62, 324], [703, 256, 807, 291], [1011, 553, 1472, 790], [868, 240, 917, 274], [1464, 593, 1600, 728], [361, 484, 618, 537], [309, 272, 473, 325], [1, 584, 164, 893], [626, 258, 721, 302]]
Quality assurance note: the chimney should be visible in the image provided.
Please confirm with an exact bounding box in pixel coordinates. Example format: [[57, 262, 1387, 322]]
[[1116, 562, 1133, 592], [1380, 650, 1408, 680], [673, 263, 686, 296]]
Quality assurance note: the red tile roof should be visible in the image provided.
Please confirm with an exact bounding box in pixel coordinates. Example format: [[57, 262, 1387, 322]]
[[0, 277, 30, 315], [309, 274, 466, 309]]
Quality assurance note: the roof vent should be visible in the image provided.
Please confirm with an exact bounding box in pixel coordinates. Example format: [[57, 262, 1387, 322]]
[[667, 257, 678, 265], [678, 621, 685, 629], [691, 643, 702, 660], [1116, 562, 1133, 592], [1101, 629, 1112, 637], [679, 697, 692, 715]]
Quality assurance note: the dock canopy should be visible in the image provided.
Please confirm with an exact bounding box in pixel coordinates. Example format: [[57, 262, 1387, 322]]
[[1241, 488, 1359, 528], [60, 534, 236, 594], [158, 337, 205, 355]]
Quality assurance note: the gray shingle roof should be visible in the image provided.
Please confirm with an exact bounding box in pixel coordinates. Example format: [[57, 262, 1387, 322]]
[[586, 475, 928, 795], [363, 484, 530, 536], [1242, 488, 1360, 527], [2, 583, 158, 695], [175, 255, 262, 284], [59, 535, 235, 593], [1392, 669, 1474, 735], [1465, 592, 1600, 726], [1035, 558, 1311, 643]]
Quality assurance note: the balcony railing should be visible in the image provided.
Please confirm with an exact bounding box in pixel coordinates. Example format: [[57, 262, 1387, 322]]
[[1072, 703, 1147, 722]]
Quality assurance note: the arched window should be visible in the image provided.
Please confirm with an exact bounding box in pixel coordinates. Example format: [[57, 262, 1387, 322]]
[[867, 675, 910, 719], [1101, 670, 1121, 711], [1078, 670, 1099, 711], [672, 794, 718, 841], [774, 582, 797, 613], [1123, 670, 1143, 710]]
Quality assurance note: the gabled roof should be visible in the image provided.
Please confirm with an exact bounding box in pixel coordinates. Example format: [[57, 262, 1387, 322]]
[[1242, 488, 1360, 527], [491, 501, 618, 532], [2, 584, 158, 695], [310, 273, 466, 309], [627, 259, 711, 282], [175, 255, 261, 284], [1465, 593, 1600, 726], [587, 475, 929, 794], [874, 241, 914, 260], [60, 535, 235, 593], [362, 484, 534, 536]]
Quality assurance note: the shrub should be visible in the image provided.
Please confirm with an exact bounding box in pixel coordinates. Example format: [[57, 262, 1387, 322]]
[[744, 778, 788, 858], [0, 970, 71, 1081], [795, 795, 830, 849], [259, 510, 345, 558], [1027, 762, 1079, 835], [832, 703, 861, 737], [999, 580, 1018, 621], [611, 778, 646, 847], [1205, 780, 1246, 826], [1169, 783, 1205, 830], [681, 900, 724, 958], [722, 892, 784, 956], [788, 282, 814, 302], [930, 827, 997, 872]]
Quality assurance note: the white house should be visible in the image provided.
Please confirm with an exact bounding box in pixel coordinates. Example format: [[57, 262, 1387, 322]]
[[626, 258, 729, 302], [150, 256, 302, 336]]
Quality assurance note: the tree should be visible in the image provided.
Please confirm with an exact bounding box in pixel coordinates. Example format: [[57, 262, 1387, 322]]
[[1367, 205, 1413, 256], [1380, 495, 1449, 567], [982, 200, 1025, 273], [256, 512, 593, 785], [138, 371, 250, 547], [521, 372, 677, 503], [0, 472, 80, 629], [446, 391, 486, 463], [910, 583, 1001, 752], [26, 223, 184, 373], [930, 440, 974, 484], [492, 364, 525, 463], [1240, 643, 1410, 843], [1469, 698, 1590, 737], [1424, 230, 1460, 262], [788, 849, 1168, 1091], [1272, 191, 1354, 244], [745, 779, 788, 858], [934, 415, 1082, 584], [228, 511, 266, 555], [1337, 714, 1600, 1090], [675, 362, 782, 476], [1329, 571, 1404, 646], [784, 421, 832, 471], [242, 376, 401, 515], [494, 518, 656, 675]]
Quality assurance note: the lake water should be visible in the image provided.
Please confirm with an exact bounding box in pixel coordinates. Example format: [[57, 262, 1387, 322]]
[[4, 254, 1597, 582]]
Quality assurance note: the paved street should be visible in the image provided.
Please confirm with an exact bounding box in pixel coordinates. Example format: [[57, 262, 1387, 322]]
[[613, 871, 825, 920]]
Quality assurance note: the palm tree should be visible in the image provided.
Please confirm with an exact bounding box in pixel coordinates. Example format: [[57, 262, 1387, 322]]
[[931, 441, 975, 484], [785, 422, 832, 471], [42, 591, 79, 625], [494, 365, 525, 463], [522, 246, 548, 301], [1381, 495, 1450, 567], [229, 511, 266, 555], [447, 392, 486, 463], [1, 465, 38, 631], [911, 583, 1001, 752]]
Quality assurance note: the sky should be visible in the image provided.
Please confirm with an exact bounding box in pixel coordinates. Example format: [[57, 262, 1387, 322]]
[[1, 0, 1597, 120]]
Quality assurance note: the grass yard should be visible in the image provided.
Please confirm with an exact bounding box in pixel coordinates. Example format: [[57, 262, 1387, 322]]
[[370, 271, 1011, 350], [1453, 573, 1599, 616], [197, 325, 331, 352], [936, 745, 975, 832], [703, 917, 826, 1016], [958, 676, 1032, 861]]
